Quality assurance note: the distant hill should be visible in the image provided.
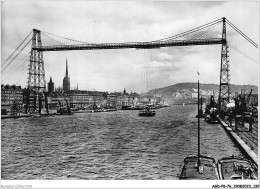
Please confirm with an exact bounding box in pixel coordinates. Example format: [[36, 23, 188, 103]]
[[145, 82, 258, 105]]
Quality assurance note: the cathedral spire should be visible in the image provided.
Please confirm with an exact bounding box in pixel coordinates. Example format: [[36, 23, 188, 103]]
[[63, 58, 70, 93], [66, 58, 68, 77]]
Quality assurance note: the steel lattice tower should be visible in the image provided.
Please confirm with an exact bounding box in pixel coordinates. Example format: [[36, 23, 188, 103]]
[[28, 29, 46, 92], [218, 17, 230, 110]]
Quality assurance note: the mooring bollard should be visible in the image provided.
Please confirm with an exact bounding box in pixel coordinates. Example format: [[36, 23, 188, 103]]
[[243, 114, 253, 132], [249, 116, 253, 132], [235, 115, 242, 132], [228, 115, 232, 128]]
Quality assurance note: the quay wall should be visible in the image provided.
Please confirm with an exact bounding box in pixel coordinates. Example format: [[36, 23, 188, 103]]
[[217, 116, 258, 166]]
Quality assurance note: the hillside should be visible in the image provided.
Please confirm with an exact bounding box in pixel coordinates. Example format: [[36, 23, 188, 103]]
[[146, 82, 258, 105]]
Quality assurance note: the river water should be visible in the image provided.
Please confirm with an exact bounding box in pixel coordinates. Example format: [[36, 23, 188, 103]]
[[1, 105, 242, 180]]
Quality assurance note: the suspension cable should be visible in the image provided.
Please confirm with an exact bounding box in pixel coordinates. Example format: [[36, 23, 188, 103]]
[[226, 19, 258, 48], [153, 18, 223, 42], [2, 58, 29, 81], [42, 33, 66, 46], [229, 44, 258, 64], [2, 53, 29, 75], [2, 31, 32, 66], [42, 31, 89, 44], [1, 39, 31, 73], [166, 20, 222, 41], [189, 22, 219, 40]]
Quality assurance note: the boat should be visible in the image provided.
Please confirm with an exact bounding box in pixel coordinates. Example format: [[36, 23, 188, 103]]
[[90, 108, 117, 113], [218, 155, 258, 180], [204, 107, 219, 123], [138, 106, 156, 116], [91, 109, 103, 113], [204, 95, 219, 123], [132, 106, 143, 110], [32, 114, 41, 117], [122, 105, 132, 110], [179, 77, 219, 180], [179, 154, 219, 180]]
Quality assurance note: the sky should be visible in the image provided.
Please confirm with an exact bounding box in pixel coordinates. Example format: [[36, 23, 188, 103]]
[[1, 0, 259, 93]]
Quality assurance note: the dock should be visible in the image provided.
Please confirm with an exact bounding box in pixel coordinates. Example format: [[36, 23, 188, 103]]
[[1, 114, 32, 119], [1, 113, 73, 119], [217, 116, 258, 166]]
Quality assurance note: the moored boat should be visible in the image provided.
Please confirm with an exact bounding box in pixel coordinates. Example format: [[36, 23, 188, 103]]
[[204, 95, 219, 123], [179, 154, 219, 180], [122, 105, 132, 110], [204, 107, 219, 123], [218, 155, 258, 180]]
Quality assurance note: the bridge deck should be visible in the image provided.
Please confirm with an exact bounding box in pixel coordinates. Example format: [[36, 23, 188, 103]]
[[33, 38, 224, 51]]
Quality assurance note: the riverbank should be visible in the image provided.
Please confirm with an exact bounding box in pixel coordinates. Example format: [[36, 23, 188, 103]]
[[1, 114, 33, 119], [1, 113, 73, 119], [1, 109, 119, 119]]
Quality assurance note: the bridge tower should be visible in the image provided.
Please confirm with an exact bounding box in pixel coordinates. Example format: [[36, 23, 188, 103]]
[[27, 29, 46, 113], [218, 17, 230, 111], [28, 29, 46, 91]]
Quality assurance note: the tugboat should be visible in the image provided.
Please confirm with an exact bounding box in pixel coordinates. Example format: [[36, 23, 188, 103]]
[[138, 106, 155, 117], [122, 105, 132, 110], [179, 76, 219, 180], [218, 155, 258, 180]]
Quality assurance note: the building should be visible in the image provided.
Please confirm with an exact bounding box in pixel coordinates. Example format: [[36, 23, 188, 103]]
[[22, 88, 47, 114], [49, 92, 70, 111], [111, 92, 123, 109], [69, 90, 93, 108], [1, 84, 23, 115], [249, 94, 258, 106], [122, 88, 129, 106], [48, 77, 54, 93], [107, 94, 117, 107], [68, 90, 118, 109], [63, 58, 70, 93]]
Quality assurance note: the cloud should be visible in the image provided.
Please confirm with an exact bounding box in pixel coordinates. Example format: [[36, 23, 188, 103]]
[[1, 1, 258, 92]]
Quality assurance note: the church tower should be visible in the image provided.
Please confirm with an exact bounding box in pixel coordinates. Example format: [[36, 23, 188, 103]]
[[48, 77, 54, 93], [63, 58, 70, 93]]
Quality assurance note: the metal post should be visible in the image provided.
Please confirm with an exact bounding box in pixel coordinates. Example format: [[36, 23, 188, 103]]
[[44, 91, 49, 114], [34, 91, 37, 112], [235, 115, 239, 131], [28, 29, 37, 89], [249, 116, 253, 132], [38, 93, 42, 114], [197, 79, 200, 171], [36, 30, 46, 91]]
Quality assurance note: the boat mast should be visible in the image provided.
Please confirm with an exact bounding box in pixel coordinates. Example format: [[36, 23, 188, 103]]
[[197, 75, 201, 171]]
